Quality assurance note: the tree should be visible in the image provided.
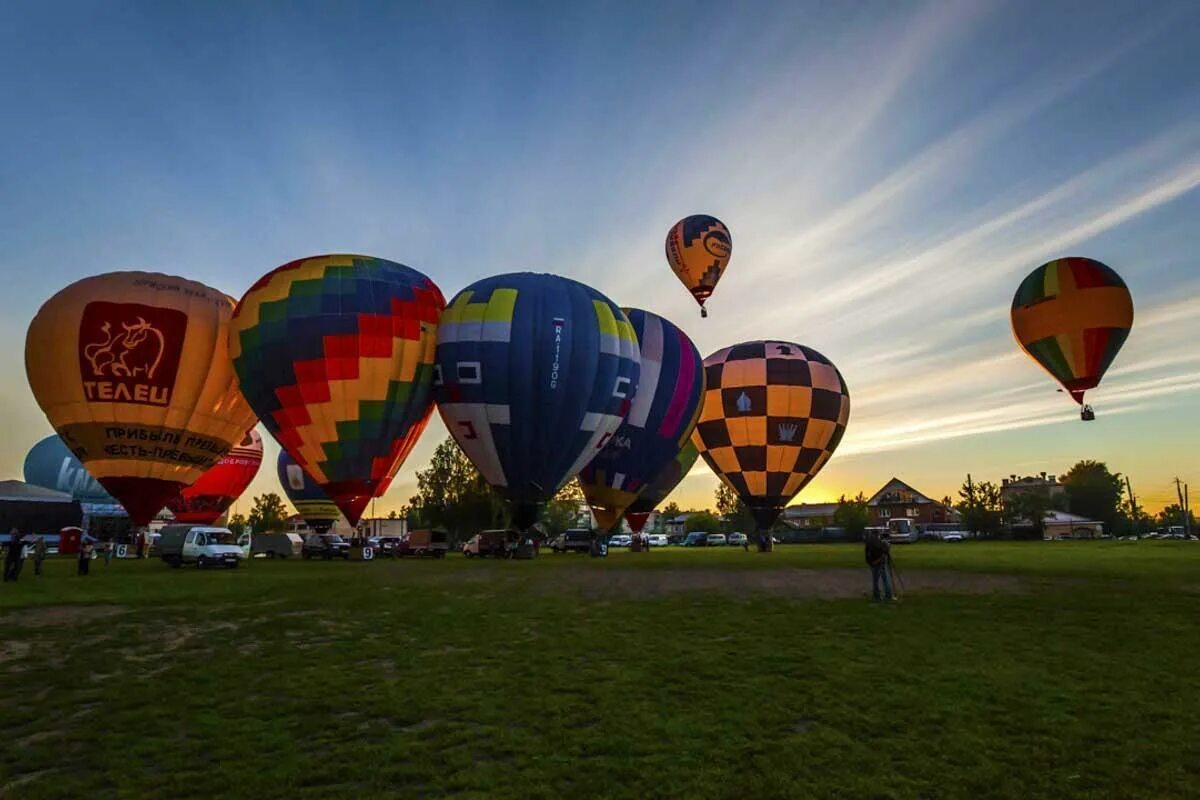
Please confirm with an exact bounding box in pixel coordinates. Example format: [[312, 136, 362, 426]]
[[1003, 491, 1052, 539], [833, 492, 870, 539], [684, 511, 721, 533], [227, 512, 248, 534], [541, 479, 587, 536], [412, 438, 505, 543], [1061, 460, 1123, 530], [957, 476, 1004, 538], [715, 483, 755, 533], [247, 493, 288, 534], [387, 510, 398, 520], [1156, 504, 1196, 531], [661, 501, 682, 521]]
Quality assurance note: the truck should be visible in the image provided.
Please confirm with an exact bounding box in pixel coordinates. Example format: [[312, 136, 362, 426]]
[[251, 532, 302, 558], [158, 525, 243, 569], [395, 529, 449, 558], [462, 529, 509, 558]]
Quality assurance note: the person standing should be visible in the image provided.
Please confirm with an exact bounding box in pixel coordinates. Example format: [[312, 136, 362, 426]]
[[77, 538, 93, 576], [32, 536, 47, 577], [103, 539, 115, 567], [4, 528, 24, 583], [864, 530, 893, 602]]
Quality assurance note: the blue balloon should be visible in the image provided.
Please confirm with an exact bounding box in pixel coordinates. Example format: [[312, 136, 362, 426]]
[[578, 309, 705, 529], [24, 435, 118, 504], [434, 273, 641, 529], [276, 450, 340, 533]]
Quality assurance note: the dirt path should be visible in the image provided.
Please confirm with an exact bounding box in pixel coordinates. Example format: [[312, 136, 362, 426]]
[[536, 567, 1028, 600]]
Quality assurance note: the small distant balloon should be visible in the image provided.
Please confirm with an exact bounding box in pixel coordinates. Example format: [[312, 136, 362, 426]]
[[666, 215, 731, 318], [277, 450, 340, 533], [1011, 256, 1133, 417]]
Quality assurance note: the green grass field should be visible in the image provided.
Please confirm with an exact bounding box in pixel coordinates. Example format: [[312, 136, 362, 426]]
[[2, 542, 1198, 799]]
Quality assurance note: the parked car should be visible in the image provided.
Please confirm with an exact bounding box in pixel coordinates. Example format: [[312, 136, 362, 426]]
[[550, 529, 592, 553], [608, 534, 633, 547], [682, 532, 709, 547], [463, 530, 509, 557], [375, 536, 403, 557], [302, 533, 351, 560], [647, 534, 669, 547], [727, 532, 748, 547], [158, 525, 243, 569], [705, 533, 727, 547]]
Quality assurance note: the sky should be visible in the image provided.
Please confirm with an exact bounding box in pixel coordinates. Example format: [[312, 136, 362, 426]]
[[1, 1, 1197, 517]]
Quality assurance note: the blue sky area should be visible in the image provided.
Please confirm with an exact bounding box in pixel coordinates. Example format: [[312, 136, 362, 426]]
[[2, 1, 1197, 513]]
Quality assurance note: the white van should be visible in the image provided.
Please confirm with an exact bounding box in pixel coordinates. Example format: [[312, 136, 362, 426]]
[[158, 525, 244, 569]]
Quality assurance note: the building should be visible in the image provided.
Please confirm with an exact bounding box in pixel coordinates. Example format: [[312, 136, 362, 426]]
[[779, 503, 839, 529], [664, 514, 693, 536], [1041, 510, 1103, 539], [867, 478, 958, 526], [1001, 473, 1067, 505], [0, 480, 82, 535]]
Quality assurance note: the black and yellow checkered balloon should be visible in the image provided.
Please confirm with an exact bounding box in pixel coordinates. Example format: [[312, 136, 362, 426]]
[[691, 340, 850, 530]]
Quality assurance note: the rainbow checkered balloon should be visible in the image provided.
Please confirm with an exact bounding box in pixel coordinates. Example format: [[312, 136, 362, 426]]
[[230, 255, 445, 525]]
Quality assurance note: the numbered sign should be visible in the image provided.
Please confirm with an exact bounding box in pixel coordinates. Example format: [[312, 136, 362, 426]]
[[116, 544, 129, 559], [362, 547, 374, 561]]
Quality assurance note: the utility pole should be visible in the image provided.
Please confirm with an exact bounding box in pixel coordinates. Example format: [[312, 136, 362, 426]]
[[1175, 478, 1191, 538], [1125, 476, 1140, 537], [1185, 483, 1191, 538]]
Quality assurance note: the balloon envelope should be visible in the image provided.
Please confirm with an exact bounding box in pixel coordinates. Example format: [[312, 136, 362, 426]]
[[276, 449, 340, 533], [229, 255, 444, 525], [692, 341, 850, 530], [434, 273, 641, 530], [1011, 257, 1133, 405], [579, 309, 704, 531], [666, 215, 731, 313], [165, 429, 263, 524], [24, 435, 120, 505], [624, 439, 700, 534], [25, 272, 258, 525]]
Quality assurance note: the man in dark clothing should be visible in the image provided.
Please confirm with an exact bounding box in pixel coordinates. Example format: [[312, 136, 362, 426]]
[[864, 530, 894, 602], [78, 539, 93, 576], [4, 528, 24, 583]]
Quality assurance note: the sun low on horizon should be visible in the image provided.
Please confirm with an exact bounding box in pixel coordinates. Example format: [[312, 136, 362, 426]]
[[2, 1, 1197, 520]]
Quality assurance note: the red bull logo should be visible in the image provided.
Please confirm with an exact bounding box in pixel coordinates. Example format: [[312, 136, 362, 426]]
[[78, 301, 187, 406]]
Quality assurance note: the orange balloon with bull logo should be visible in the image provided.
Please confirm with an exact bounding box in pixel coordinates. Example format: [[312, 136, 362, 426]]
[[24, 272, 258, 526]]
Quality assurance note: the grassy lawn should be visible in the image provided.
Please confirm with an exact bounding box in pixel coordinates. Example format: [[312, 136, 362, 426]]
[[1, 542, 1198, 799]]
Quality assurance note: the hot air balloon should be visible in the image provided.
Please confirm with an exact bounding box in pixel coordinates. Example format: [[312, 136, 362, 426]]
[[229, 255, 444, 525], [578, 309, 704, 532], [24, 435, 119, 505], [434, 273, 641, 531], [1011, 257, 1133, 421], [692, 341, 850, 542], [277, 450, 341, 533], [624, 440, 700, 535], [666, 215, 731, 318], [25, 272, 258, 526], [165, 429, 263, 524]]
